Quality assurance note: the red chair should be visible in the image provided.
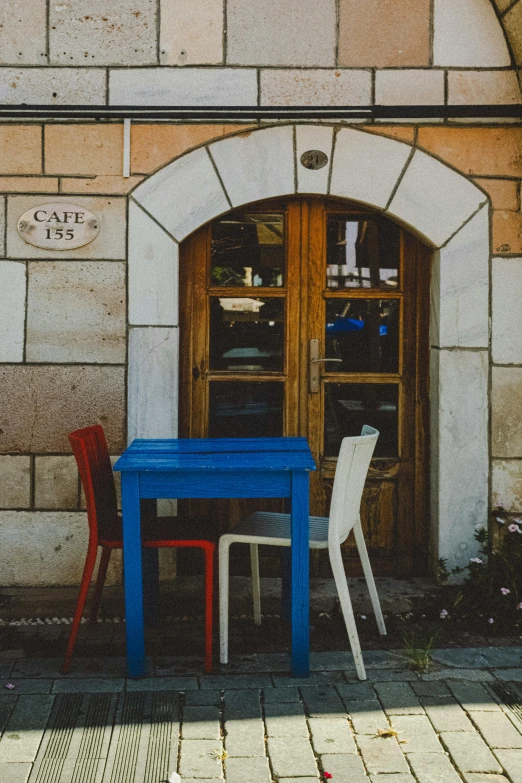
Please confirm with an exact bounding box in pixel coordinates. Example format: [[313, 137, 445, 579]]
[[63, 425, 216, 674]]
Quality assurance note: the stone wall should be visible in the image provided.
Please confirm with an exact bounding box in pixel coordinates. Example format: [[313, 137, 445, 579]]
[[0, 0, 520, 107], [0, 0, 522, 584]]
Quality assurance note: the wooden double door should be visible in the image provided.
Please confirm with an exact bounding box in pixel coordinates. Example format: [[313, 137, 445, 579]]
[[180, 198, 430, 576]]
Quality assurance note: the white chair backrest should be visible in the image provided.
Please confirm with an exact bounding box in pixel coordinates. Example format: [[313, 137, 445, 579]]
[[328, 426, 379, 546]]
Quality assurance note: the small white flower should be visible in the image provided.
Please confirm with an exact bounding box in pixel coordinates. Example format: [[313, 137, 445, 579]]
[[469, 557, 483, 564], [488, 618, 495, 624], [440, 609, 449, 619], [360, 615, 367, 620]]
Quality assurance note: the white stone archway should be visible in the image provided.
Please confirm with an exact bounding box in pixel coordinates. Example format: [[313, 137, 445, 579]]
[[126, 124, 490, 572]]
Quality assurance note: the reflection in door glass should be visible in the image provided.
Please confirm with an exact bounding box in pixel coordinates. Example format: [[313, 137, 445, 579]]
[[325, 299, 399, 373], [209, 382, 284, 438], [211, 212, 284, 287], [210, 297, 284, 371], [326, 217, 400, 289], [324, 383, 398, 458]]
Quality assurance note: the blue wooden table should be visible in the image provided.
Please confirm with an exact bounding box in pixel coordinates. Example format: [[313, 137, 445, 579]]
[[114, 437, 316, 678]]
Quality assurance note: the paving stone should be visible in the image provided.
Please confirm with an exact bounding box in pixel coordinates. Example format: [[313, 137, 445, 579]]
[[185, 689, 221, 706], [337, 682, 378, 703], [127, 676, 197, 692], [279, 779, 319, 783], [463, 775, 512, 783], [320, 753, 368, 782], [0, 696, 17, 734], [263, 686, 300, 703], [355, 734, 410, 774], [273, 672, 345, 687], [267, 736, 318, 778], [0, 695, 54, 762], [470, 710, 522, 749], [370, 776, 415, 783], [264, 702, 308, 737], [492, 669, 522, 682], [408, 751, 463, 783], [51, 678, 125, 693], [480, 647, 522, 669], [300, 686, 347, 717], [0, 764, 32, 783], [366, 670, 419, 682], [422, 669, 494, 682], [179, 738, 224, 779], [411, 681, 451, 697], [308, 717, 356, 754], [448, 682, 501, 711], [200, 675, 272, 690], [182, 706, 220, 740], [441, 731, 503, 773], [225, 755, 271, 783], [492, 750, 522, 783], [374, 682, 424, 715], [432, 649, 490, 668], [224, 717, 265, 757], [224, 689, 260, 709], [349, 701, 389, 735], [361, 650, 407, 670], [420, 695, 475, 732], [0, 680, 52, 695], [390, 715, 444, 753]]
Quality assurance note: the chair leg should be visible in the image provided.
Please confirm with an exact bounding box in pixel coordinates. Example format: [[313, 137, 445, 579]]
[[353, 518, 387, 636], [62, 542, 99, 674], [219, 537, 231, 665], [329, 543, 367, 681], [250, 543, 262, 626], [203, 544, 214, 673], [89, 547, 111, 623]]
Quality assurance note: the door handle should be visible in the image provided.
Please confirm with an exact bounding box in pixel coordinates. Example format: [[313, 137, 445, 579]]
[[309, 339, 342, 393]]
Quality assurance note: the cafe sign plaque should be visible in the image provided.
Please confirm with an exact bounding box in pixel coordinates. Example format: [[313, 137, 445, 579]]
[[17, 203, 100, 250]]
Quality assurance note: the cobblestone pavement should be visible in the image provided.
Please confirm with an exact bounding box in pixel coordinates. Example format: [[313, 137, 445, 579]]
[[0, 647, 521, 782]]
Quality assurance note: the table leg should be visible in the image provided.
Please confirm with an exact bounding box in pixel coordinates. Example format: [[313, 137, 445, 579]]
[[280, 549, 291, 624], [121, 472, 146, 677], [290, 470, 310, 677], [141, 499, 160, 628]]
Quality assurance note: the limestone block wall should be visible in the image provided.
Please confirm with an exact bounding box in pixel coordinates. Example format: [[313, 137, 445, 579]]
[[0, 0, 522, 584], [0, 0, 520, 108], [0, 121, 521, 583]]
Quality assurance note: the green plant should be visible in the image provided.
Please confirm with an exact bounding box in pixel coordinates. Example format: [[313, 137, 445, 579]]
[[397, 632, 437, 672]]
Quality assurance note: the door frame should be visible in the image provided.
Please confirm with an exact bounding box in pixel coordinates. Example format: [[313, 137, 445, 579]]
[[179, 196, 431, 575]]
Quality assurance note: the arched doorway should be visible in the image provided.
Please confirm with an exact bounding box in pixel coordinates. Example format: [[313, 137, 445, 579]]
[[179, 196, 430, 576], [127, 123, 489, 574]]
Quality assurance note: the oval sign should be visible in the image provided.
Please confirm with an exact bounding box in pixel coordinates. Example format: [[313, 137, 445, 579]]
[[300, 149, 328, 170], [17, 203, 100, 250]]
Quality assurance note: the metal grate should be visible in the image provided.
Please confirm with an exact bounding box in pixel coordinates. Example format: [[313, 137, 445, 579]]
[[29, 694, 117, 783]]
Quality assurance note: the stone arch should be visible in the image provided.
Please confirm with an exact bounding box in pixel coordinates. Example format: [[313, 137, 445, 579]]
[[127, 123, 490, 572]]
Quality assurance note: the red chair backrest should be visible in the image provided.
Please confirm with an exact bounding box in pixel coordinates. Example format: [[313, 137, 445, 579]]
[[69, 425, 119, 542]]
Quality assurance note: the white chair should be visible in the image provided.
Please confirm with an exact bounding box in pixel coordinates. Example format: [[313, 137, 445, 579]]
[[219, 425, 387, 680]]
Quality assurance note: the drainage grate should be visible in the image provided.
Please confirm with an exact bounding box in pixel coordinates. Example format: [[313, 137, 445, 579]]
[[489, 681, 522, 724], [29, 693, 118, 783], [102, 692, 179, 783]]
